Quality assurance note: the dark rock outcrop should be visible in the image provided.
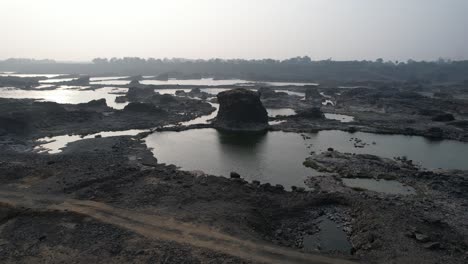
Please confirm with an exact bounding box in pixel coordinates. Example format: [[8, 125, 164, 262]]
[[214, 88, 268, 132], [295, 107, 325, 119], [126, 87, 155, 101], [175, 88, 210, 99], [257, 87, 289, 99], [129, 79, 140, 86], [152, 94, 177, 104], [115, 96, 128, 103], [432, 113, 455, 122], [123, 102, 166, 114], [77, 99, 107, 109], [427, 127, 444, 139]]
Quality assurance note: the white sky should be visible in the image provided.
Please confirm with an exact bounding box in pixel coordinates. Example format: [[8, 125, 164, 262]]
[[1, 0, 467, 61]]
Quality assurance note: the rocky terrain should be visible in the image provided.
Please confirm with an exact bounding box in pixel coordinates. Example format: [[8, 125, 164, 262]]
[[0, 76, 468, 263]]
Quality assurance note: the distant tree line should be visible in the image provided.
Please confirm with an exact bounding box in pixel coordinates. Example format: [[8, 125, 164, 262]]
[[1, 57, 468, 83]]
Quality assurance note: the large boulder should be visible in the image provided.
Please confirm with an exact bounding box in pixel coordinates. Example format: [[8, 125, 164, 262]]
[[214, 88, 268, 132]]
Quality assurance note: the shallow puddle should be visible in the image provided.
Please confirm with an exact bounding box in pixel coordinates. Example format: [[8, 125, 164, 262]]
[[267, 108, 296, 117], [303, 216, 352, 253], [36, 129, 147, 154], [342, 178, 415, 195], [324, 113, 354, 122]]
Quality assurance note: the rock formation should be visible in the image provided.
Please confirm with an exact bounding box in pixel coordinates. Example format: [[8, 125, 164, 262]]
[[295, 107, 325, 119], [214, 88, 268, 132], [123, 102, 166, 114]]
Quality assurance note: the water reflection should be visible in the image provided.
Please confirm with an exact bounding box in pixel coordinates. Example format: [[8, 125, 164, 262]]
[[0, 86, 129, 109], [303, 216, 352, 253], [145, 129, 315, 188], [145, 129, 468, 189]]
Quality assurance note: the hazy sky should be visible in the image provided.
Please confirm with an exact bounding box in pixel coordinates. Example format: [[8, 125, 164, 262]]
[[1, 0, 467, 61]]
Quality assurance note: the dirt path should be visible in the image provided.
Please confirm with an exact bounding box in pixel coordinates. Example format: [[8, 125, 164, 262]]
[[0, 190, 357, 264]]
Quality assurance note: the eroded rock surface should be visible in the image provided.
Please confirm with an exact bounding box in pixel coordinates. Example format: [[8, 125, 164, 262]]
[[214, 88, 268, 132]]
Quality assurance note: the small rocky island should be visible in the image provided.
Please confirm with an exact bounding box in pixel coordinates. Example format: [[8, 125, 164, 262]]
[[213, 88, 269, 132]]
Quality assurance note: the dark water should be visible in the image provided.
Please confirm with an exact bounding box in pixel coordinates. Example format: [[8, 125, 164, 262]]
[[302, 216, 352, 253], [145, 129, 468, 189]]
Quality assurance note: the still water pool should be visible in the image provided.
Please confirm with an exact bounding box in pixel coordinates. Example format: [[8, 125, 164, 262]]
[[145, 129, 468, 189], [0, 86, 129, 109]]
